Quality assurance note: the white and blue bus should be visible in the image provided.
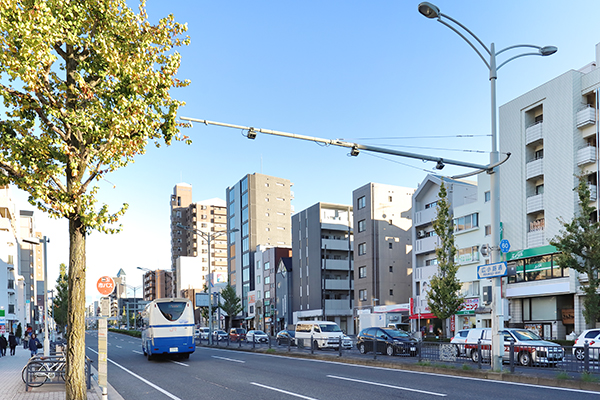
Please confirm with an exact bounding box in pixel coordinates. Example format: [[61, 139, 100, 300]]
[[141, 298, 195, 360]]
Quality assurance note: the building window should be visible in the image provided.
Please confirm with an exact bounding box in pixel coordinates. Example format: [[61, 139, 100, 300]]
[[359, 266, 366, 278], [484, 191, 491, 202], [388, 242, 393, 249], [358, 243, 366, 256], [389, 289, 393, 296], [265, 291, 271, 299], [357, 196, 366, 209], [535, 149, 544, 160], [485, 225, 491, 236], [264, 262, 270, 270], [389, 196, 393, 202], [453, 213, 479, 233], [358, 219, 366, 232], [425, 201, 437, 209], [536, 184, 544, 195], [257, 275, 261, 284], [389, 266, 393, 273], [265, 276, 270, 284], [425, 258, 437, 266], [359, 289, 367, 301]]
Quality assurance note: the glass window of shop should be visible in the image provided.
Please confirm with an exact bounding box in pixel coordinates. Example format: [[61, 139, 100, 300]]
[[508, 253, 568, 283]]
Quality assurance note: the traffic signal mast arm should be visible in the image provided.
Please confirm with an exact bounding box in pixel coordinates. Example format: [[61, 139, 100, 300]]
[[180, 117, 510, 175]]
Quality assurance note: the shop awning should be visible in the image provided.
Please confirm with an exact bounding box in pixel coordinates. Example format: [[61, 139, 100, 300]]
[[409, 313, 436, 320], [244, 316, 254, 320]]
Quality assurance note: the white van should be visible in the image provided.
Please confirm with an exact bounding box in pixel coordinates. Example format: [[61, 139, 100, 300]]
[[295, 321, 347, 350]]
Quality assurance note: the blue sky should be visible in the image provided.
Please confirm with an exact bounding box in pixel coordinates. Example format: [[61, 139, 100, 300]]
[[11, 0, 600, 303]]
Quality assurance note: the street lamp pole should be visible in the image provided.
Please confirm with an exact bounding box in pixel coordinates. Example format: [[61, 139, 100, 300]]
[[42, 236, 49, 356], [418, 1, 556, 371], [177, 223, 238, 346]]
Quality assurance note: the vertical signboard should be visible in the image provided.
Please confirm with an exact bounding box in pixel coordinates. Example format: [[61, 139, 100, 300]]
[[98, 318, 107, 389]]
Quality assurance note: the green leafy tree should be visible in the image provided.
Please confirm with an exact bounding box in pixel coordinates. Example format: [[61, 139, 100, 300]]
[[53, 263, 69, 330], [551, 175, 600, 327], [427, 180, 465, 337], [0, 1, 189, 398], [219, 283, 243, 332]]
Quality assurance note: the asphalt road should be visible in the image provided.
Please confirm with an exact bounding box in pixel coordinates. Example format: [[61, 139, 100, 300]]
[[85, 331, 600, 400]]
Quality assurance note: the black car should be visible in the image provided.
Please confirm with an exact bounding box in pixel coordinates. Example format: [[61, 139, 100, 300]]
[[276, 330, 296, 346], [356, 327, 417, 356]]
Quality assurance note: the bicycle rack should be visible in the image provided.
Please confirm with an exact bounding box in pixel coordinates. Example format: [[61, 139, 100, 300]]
[[24, 355, 93, 391]]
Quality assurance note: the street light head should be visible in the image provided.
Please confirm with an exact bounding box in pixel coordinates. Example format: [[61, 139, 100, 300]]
[[540, 46, 558, 56], [418, 2, 440, 19], [435, 159, 445, 170]]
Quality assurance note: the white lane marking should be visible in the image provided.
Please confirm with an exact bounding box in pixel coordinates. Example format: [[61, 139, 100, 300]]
[[88, 347, 182, 400], [116, 345, 122, 348], [212, 355, 245, 363], [327, 375, 446, 397], [170, 360, 189, 367], [250, 382, 318, 400], [133, 350, 144, 355]]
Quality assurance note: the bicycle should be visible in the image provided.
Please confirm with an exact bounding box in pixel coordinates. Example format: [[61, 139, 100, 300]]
[[22, 355, 66, 387]]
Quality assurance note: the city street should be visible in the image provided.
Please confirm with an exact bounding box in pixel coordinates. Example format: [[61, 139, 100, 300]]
[[85, 332, 600, 400]]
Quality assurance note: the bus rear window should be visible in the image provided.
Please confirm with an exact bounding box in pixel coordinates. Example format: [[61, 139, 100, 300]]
[[157, 302, 186, 321]]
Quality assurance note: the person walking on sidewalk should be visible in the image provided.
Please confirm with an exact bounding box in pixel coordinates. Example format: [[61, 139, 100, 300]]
[[8, 331, 17, 356], [28, 333, 41, 357], [0, 333, 7, 356]]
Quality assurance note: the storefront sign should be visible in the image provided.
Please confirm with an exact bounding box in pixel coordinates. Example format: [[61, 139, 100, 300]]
[[450, 315, 455, 332], [562, 309, 575, 325], [506, 245, 557, 261], [373, 303, 410, 313], [456, 298, 479, 315]]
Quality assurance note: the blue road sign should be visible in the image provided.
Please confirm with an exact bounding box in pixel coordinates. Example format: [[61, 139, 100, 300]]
[[499, 239, 510, 253], [477, 262, 508, 279]]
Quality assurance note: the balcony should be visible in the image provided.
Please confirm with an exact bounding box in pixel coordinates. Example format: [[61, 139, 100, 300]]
[[527, 219, 545, 248], [577, 146, 597, 166], [414, 207, 437, 227], [527, 193, 544, 214], [322, 259, 352, 270], [577, 106, 596, 129], [324, 299, 352, 315], [321, 238, 350, 252], [589, 184, 598, 201], [525, 121, 543, 145], [324, 278, 352, 291], [526, 158, 544, 180], [414, 235, 441, 255]]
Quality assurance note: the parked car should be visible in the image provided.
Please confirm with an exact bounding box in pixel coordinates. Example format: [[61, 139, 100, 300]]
[[247, 330, 269, 343], [356, 327, 418, 356], [197, 327, 210, 340], [212, 330, 228, 341], [456, 328, 564, 366], [229, 328, 247, 342], [276, 330, 296, 346], [573, 329, 600, 361]]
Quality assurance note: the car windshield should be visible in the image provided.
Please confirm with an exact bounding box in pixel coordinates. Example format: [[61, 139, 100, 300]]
[[254, 331, 266, 335], [386, 329, 411, 338], [319, 324, 342, 333], [511, 330, 542, 341], [156, 301, 186, 321]]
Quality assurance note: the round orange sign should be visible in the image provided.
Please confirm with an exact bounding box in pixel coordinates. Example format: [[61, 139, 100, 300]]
[[97, 276, 115, 296]]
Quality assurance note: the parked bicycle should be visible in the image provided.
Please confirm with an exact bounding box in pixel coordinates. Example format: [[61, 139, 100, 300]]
[[22, 355, 66, 387]]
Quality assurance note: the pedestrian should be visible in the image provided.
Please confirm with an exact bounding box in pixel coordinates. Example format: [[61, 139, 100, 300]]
[[0, 334, 7, 357], [28, 333, 41, 357], [8, 331, 17, 356]]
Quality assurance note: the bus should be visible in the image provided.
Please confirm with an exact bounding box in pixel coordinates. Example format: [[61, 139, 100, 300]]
[[141, 298, 195, 360]]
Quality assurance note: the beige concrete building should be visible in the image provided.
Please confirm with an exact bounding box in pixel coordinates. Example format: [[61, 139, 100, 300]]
[[352, 183, 415, 315], [226, 173, 293, 324], [170, 183, 227, 297]]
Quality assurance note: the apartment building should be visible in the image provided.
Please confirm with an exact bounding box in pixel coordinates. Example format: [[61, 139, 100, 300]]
[[170, 183, 227, 297], [411, 175, 480, 334], [292, 202, 354, 334], [226, 173, 292, 325], [498, 43, 600, 339], [0, 185, 23, 334], [249, 246, 291, 334], [141, 269, 173, 301], [275, 257, 293, 330], [352, 183, 414, 318]]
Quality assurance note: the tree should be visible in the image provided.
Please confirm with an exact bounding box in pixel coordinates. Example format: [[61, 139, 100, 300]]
[[53, 263, 69, 330], [0, 2, 189, 398], [427, 180, 465, 337], [550, 175, 600, 327], [219, 283, 243, 332]]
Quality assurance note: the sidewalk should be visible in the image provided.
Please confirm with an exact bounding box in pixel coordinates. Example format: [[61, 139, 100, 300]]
[[0, 344, 122, 400]]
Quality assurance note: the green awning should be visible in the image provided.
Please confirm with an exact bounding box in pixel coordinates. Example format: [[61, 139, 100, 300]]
[[506, 245, 557, 261]]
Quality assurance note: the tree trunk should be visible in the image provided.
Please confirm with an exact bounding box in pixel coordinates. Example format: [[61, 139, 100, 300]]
[[66, 215, 87, 400]]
